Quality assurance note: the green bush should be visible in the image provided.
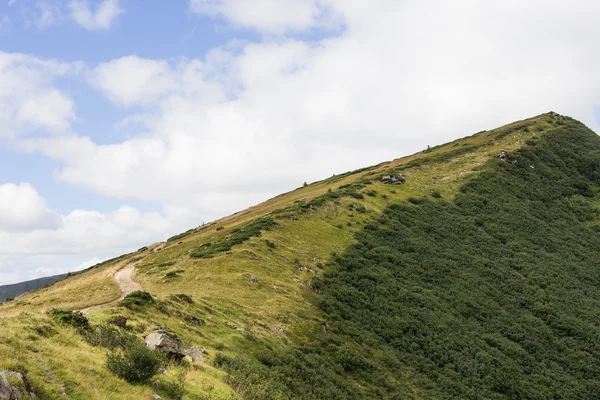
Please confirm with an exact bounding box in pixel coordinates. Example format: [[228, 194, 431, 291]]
[[48, 309, 89, 330], [84, 323, 135, 350], [120, 291, 155, 309], [106, 339, 165, 384]]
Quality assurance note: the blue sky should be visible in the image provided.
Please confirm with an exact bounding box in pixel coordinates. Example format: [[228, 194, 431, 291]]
[[1, 0, 599, 284]]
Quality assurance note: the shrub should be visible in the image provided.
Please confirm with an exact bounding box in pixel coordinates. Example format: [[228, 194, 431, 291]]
[[265, 240, 276, 249], [84, 324, 135, 350], [431, 190, 442, 198], [106, 339, 165, 384], [120, 291, 154, 309], [164, 270, 184, 279], [48, 309, 89, 330], [366, 190, 377, 197]]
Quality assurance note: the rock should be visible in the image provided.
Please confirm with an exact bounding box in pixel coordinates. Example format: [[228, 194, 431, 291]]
[[288, 215, 298, 221], [108, 316, 127, 328], [0, 372, 20, 400], [150, 395, 162, 400], [145, 330, 185, 359], [248, 275, 257, 283], [272, 326, 284, 335], [226, 321, 237, 329], [497, 150, 507, 159], [207, 316, 215, 323], [380, 174, 405, 185], [185, 347, 205, 362], [6, 372, 35, 399], [185, 315, 205, 326], [273, 286, 280, 293]]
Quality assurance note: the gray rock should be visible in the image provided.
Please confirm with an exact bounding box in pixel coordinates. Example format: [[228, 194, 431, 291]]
[[226, 321, 237, 329], [6, 372, 35, 398], [185, 347, 205, 362], [380, 174, 405, 185], [248, 275, 257, 283], [145, 330, 185, 359], [150, 395, 162, 400], [0, 372, 20, 400]]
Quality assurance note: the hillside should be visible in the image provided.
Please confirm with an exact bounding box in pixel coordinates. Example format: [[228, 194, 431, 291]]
[[0, 274, 67, 303], [1, 112, 599, 399]]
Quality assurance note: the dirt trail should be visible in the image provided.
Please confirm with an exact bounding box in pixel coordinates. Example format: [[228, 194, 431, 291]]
[[80, 260, 143, 315]]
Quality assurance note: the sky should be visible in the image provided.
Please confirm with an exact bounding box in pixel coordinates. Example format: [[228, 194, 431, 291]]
[[1, 0, 600, 284]]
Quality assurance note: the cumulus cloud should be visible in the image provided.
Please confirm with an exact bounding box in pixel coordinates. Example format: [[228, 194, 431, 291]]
[[0, 52, 80, 138], [0, 184, 194, 284], [0, 183, 61, 232], [69, 0, 124, 30], [89, 56, 177, 107], [25, 0, 600, 219], [189, 0, 336, 34]]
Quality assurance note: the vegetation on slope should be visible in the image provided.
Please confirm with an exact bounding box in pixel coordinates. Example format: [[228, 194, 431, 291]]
[[0, 112, 587, 399], [218, 116, 600, 399]]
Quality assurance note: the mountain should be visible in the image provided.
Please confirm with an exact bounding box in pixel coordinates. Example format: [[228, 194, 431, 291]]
[[1, 112, 599, 399], [0, 274, 68, 303]]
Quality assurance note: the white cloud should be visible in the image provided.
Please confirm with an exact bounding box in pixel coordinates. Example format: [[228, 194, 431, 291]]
[[89, 56, 177, 107], [27, 0, 600, 221], [0, 52, 80, 138], [189, 0, 336, 34], [0, 183, 61, 232], [69, 0, 124, 30], [0, 184, 194, 284]]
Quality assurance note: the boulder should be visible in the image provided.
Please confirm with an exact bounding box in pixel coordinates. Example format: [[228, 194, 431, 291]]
[[145, 330, 185, 359], [248, 275, 257, 283], [184, 347, 205, 363], [0, 372, 20, 400]]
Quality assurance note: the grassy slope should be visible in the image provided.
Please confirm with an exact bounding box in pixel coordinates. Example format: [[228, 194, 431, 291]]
[[0, 113, 564, 399]]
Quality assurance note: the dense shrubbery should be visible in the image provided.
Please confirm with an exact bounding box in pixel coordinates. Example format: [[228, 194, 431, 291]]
[[106, 339, 165, 383], [84, 323, 136, 350], [190, 217, 276, 259], [218, 120, 600, 399], [167, 229, 196, 242], [120, 291, 155, 309], [48, 309, 89, 330]]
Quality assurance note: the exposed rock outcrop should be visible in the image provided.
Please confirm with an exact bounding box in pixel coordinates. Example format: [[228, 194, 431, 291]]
[[380, 174, 405, 185], [0, 372, 20, 400], [145, 330, 185, 359], [184, 347, 205, 363]]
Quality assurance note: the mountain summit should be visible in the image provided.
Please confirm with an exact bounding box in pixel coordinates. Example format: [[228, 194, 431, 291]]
[[1, 112, 599, 399]]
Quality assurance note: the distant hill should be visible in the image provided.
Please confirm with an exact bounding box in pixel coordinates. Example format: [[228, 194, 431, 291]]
[[2, 112, 600, 399], [0, 273, 67, 303]]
